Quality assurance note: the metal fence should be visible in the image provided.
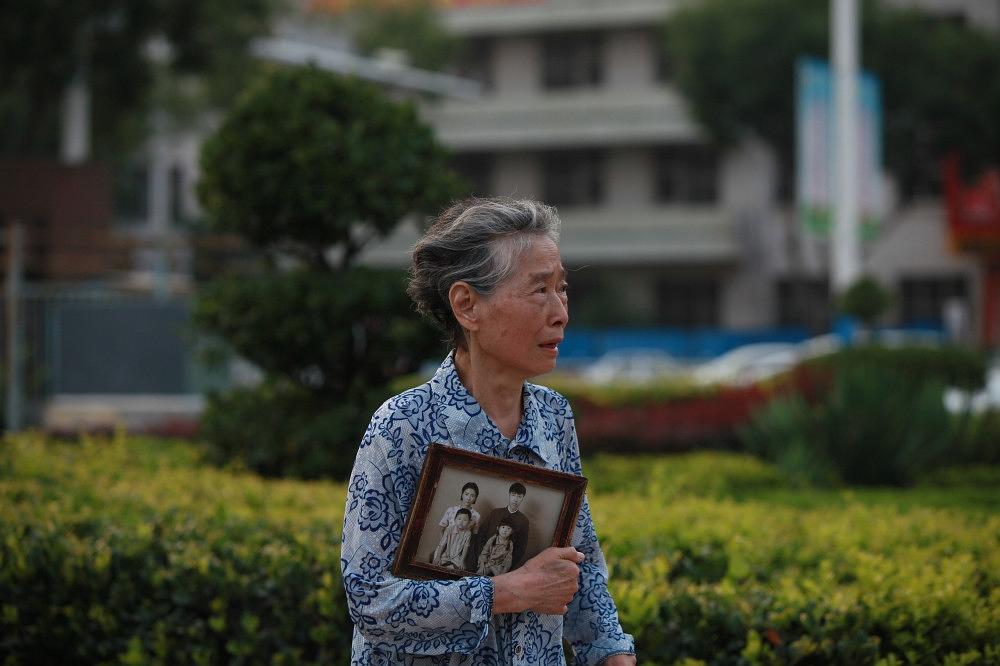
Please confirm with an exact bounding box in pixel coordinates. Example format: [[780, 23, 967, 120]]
[[2, 285, 230, 429]]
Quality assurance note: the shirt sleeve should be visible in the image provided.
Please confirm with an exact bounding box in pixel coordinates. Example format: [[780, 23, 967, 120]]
[[341, 401, 495, 657], [438, 507, 452, 528], [560, 404, 637, 666]]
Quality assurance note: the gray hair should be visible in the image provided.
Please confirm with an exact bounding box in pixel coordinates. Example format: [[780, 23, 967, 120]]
[[408, 197, 561, 350]]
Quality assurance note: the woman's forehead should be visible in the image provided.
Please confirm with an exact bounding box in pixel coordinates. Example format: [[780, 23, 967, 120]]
[[517, 236, 562, 269]]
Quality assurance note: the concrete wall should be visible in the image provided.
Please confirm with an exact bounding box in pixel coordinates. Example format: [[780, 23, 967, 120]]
[[605, 29, 657, 90], [493, 36, 541, 96], [605, 148, 655, 207]]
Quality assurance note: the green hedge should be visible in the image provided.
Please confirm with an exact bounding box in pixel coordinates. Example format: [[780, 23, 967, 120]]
[[0, 432, 352, 665], [799, 344, 988, 390], [2, 434, 998, 665]]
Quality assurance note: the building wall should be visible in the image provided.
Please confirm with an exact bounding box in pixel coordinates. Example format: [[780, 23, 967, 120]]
[[0, 162, 118, 281], [605, 29, 657, 89], [424, 0, 995, 337], [494, 36, 541, 95]]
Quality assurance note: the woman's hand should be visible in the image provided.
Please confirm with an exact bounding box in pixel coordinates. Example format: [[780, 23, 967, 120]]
[[490, 546, 584, 615], [602, 655, 637, 665]]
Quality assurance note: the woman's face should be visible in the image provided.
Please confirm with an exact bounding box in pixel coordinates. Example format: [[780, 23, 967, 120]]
[[460, 487, 477, 506], [474, 236, 568, 379]]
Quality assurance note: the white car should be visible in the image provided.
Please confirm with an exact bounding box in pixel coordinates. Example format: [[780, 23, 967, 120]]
[[692, 342, 800, 386], [583, 349, 685, 384], [943, 359, 1000, 414]]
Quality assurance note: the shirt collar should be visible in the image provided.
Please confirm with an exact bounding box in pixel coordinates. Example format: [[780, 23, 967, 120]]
[[430, 351, 555, 466]]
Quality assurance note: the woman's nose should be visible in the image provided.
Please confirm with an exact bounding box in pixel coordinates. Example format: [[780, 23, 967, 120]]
[[550, 292, 568, 327]]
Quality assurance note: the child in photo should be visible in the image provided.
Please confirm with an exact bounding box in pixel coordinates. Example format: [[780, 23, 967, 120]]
[[476, 516, 515, 576], [432, 508, 473, 570], [438, 481, 481, 536]]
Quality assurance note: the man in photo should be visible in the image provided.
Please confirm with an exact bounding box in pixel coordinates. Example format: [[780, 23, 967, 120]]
[[473, 482, 530, 570]]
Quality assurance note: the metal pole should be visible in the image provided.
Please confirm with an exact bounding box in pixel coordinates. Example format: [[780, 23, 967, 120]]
[[6, 222, 24, 432], [149, 109, 171, 301], [831, 0, 861, 293]]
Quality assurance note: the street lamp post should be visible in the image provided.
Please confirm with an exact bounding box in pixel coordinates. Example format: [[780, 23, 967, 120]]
[[831, 0, 861, 294]]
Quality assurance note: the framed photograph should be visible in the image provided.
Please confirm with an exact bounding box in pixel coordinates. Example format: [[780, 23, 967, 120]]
[[392, 443, 588, 580]]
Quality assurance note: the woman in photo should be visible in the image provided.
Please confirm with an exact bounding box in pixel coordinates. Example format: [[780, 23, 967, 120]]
[[437, 481, 481, 536], [341, 197, 636, 665], [476, 516, 515, 576]]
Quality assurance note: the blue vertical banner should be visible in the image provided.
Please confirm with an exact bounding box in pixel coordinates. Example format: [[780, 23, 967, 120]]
[[796, 57, 883, 239]]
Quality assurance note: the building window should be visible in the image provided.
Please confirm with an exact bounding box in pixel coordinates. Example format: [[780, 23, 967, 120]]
[[900, 275, 968, 325], [776, 277, 831, 331], [654, 33, 672, 82], [451, 38, 493, 91], [450, 152, 494, 197], [654, 145, 719, 203], [169, 165, 188, 226], [776, 160, 794, 203], [655, 279, 719, 328], [541, 149, 603, 206], [542, 32, 602, 89]]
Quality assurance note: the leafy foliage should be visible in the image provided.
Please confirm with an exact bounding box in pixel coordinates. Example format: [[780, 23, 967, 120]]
[[665, 0, 1000, 197], [0, 431, 351, 664], [800, 344, 987, 390], [837, 275, 892, 326], [0, 0, 276, 158], [742, 365, 955, 486], [194, 269, 439, 395], [2, 434, 998, 665], [198, 67, 461, 266], [195, 67, 457, 479], [346, 0, 459, 71]]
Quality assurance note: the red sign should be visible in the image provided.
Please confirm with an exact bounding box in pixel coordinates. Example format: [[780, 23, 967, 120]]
[[943, 155, 1000, 253]]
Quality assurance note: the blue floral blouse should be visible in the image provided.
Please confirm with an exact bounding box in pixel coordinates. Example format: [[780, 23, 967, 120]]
[[341, 352, 636, 665]]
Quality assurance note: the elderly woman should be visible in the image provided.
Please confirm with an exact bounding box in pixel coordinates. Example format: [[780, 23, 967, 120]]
[[341, 198, 636, 665]]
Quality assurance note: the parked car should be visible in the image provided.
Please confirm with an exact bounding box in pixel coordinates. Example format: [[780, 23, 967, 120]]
[[796, 333, 843, 360], [943, 358, 1000, 414], [583, 348, 686, 384], [692, 342, 800, 386]]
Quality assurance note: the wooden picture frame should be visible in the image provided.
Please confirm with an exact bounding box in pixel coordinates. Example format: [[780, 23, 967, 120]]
[[392, 443, 588, 580]]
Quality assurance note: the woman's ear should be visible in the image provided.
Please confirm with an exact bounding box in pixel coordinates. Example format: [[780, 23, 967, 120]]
[[448, 281, 480, 333]]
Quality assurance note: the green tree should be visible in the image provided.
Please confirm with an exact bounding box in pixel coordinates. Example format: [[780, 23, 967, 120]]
[[195, 66, 461, 479], [0, 0, 277, 158], [664, 0, 1000, 198], [838, 275, 892, 327], [346, 0, 459, 71]]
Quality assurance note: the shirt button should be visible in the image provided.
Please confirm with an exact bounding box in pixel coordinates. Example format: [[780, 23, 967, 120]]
[[514, 644, 524, 658]]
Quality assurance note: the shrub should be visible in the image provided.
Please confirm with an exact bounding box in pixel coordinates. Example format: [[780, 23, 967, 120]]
[[800, 344, 987, 390], [838, 275, 893, 326], [2, 435, 998, 665], [741, 365, 953, 486], [195, 66, 459, 479], [0, 432, 352, 665], [950, 409, 1000, 465]]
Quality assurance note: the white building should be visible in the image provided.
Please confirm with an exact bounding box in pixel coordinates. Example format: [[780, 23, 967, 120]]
[[136, 0, 998, 338], [358, 0, 997, 341]]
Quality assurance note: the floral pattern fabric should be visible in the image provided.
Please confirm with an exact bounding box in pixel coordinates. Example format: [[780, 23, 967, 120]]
[[341, 352, 636, 665]]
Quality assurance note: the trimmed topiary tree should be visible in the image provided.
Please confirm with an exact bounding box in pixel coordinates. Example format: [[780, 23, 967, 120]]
[[838, 275, 892, 328], [194, 66, 461, 479]]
